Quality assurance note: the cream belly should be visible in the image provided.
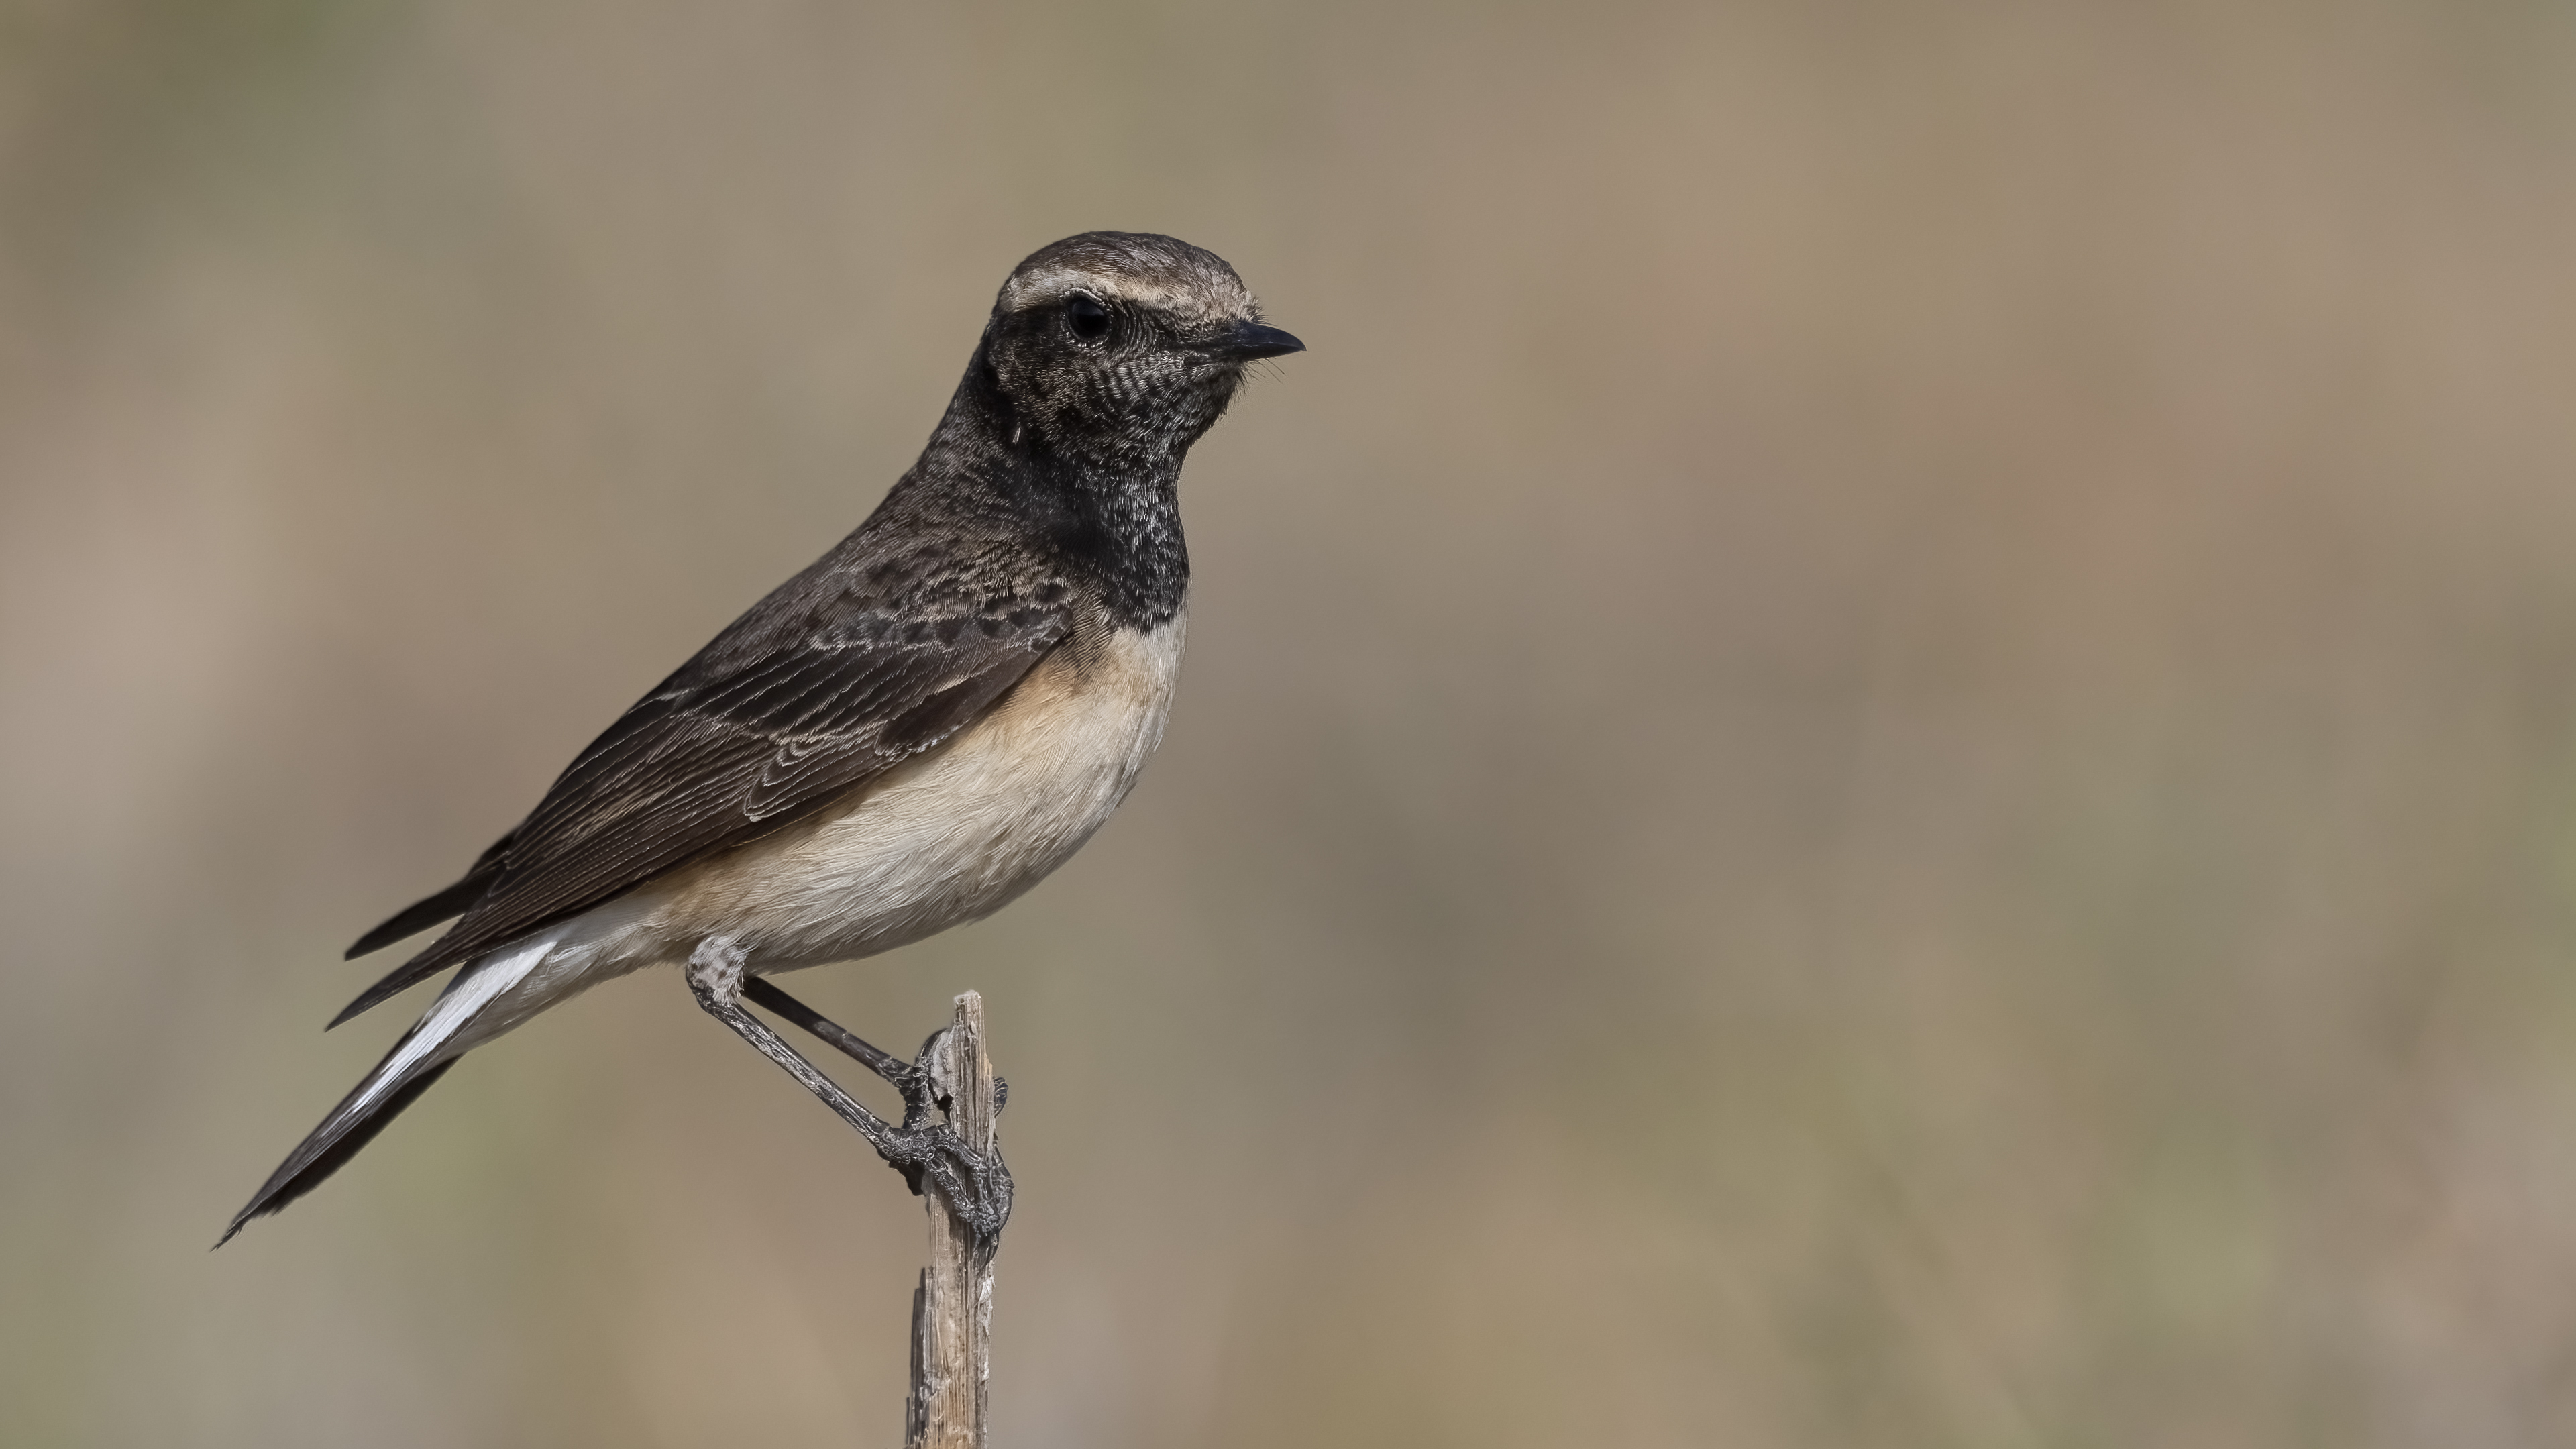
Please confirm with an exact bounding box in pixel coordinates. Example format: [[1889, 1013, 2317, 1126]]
[[440, 614, 1183, 1057]]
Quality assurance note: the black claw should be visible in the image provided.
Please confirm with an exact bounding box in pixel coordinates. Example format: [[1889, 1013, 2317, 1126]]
[[893, 1067, 939, 1132], [880, 1122, 1012, 1247]]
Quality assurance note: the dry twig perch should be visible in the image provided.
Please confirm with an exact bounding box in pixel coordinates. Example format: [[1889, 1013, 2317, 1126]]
[[908, 991, 999, 1448], [702, 973, 1012, 1448]]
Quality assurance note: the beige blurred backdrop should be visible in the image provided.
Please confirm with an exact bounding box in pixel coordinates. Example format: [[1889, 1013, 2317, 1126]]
[[8, 2, 2576, 1445]]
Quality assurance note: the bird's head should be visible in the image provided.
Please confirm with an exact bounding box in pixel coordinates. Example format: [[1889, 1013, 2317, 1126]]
[[981, 231, 1303, 468]]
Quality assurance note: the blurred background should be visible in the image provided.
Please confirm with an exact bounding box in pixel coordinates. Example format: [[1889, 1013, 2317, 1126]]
[[7, 1, 2576, 1444]]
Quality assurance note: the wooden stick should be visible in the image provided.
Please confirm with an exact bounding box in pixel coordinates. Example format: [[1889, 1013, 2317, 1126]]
[[907, 991, 998, 1449]]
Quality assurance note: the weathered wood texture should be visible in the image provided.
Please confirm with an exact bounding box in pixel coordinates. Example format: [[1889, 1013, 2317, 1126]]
[[907, 991, 998, 1449]]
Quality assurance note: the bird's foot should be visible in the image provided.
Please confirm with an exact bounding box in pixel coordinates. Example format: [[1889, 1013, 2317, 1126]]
[[881, 1114, 1014, 1251]]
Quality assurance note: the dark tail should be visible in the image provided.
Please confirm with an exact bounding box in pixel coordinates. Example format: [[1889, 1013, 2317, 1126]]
[[216, 1048, 458, 1248], [227, 930, 553, 1246]]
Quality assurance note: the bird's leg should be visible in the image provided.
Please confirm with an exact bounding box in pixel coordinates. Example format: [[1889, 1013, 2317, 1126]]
[[685, 938, 1012, 1248], [739, 975, 934, 1124], [685, 938, 906, 1148]]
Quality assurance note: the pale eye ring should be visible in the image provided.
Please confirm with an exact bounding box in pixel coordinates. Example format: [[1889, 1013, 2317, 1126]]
[[1065, 292, 1112, 343]]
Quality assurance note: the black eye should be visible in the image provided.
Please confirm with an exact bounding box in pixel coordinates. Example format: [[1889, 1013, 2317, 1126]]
[[1065, 292, 1112, 342]]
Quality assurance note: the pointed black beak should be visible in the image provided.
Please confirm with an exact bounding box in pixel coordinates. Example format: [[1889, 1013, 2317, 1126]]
[[1212, 321, 1305, 362]]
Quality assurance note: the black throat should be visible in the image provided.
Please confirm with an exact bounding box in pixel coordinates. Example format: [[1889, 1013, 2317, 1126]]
[[896, 345, 1201, 630]]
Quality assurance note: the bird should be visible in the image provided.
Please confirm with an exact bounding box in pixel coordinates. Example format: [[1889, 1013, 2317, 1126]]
[[221, 231, 1302, 1246]]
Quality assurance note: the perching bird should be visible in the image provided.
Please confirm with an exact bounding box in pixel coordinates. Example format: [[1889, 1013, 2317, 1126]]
[[222, 232, 1301, 1245]]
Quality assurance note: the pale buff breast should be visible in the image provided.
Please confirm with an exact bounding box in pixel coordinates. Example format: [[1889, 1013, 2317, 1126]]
[[639, 612, 1185, 969]]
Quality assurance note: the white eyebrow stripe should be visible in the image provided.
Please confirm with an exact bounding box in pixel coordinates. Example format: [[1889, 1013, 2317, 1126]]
[[1000, 267, 1252, 323]]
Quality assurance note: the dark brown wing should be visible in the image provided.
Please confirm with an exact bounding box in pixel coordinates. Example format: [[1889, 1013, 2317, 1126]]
[[331, 564, 1069, 1026], [345, 829, 517, 959]]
